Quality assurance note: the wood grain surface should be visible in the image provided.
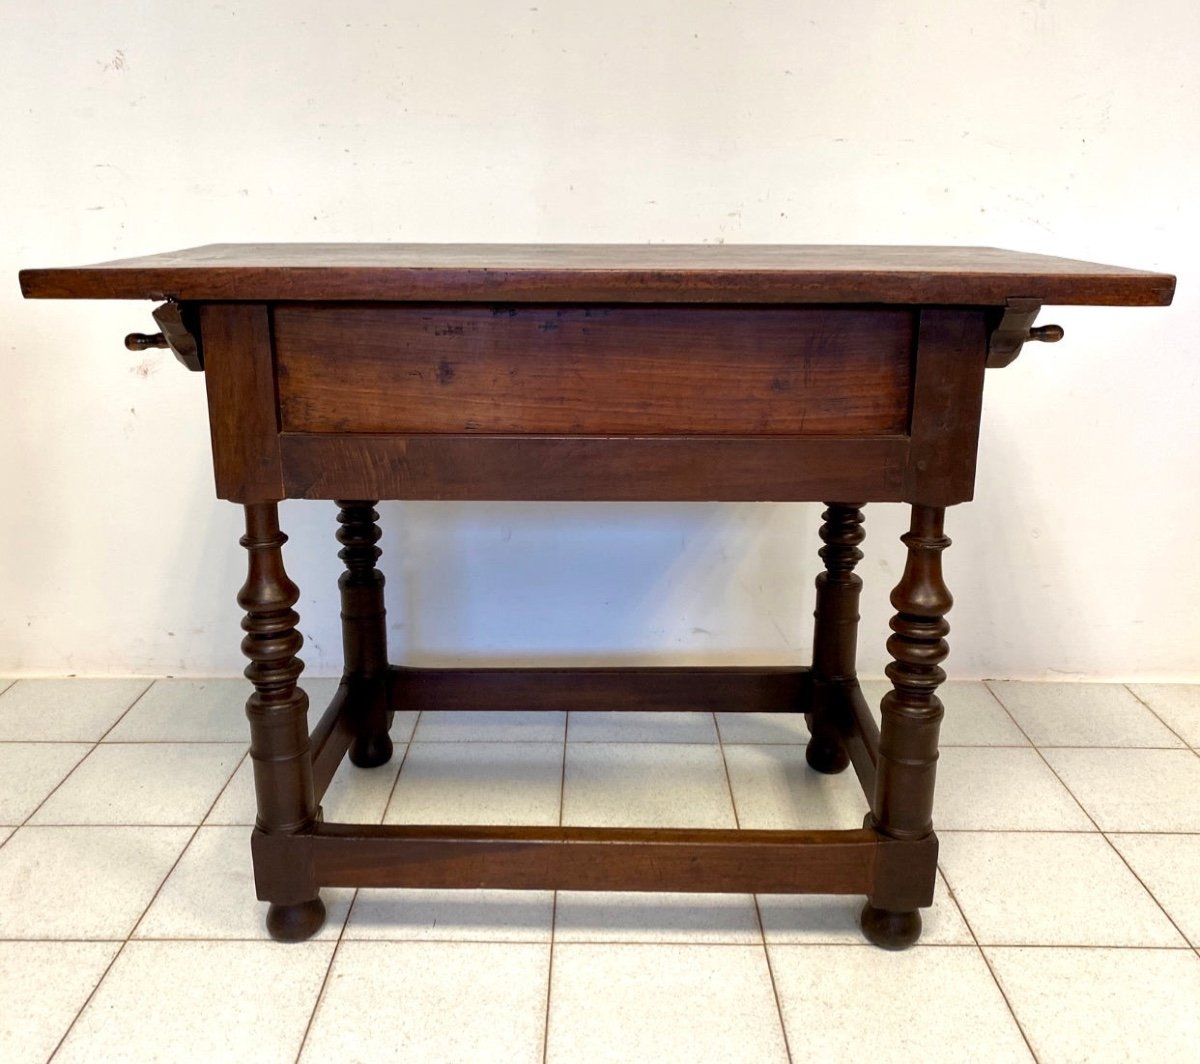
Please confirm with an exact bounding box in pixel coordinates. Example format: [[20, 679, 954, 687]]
[[19, 243, 1175, 305], [274, 304, 914, 435]]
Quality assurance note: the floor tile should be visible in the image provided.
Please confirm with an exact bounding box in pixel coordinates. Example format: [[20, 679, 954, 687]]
[[987, 946, 1200, 1064], [104, 678, 255, 742], [934, 748, 1094, 830], [320, 747, 408, 824], [562, 743, 734, 828], [938, 831, 1184, 946], [569, 710, 717, 743], [758, 870, 973, 945], [723, 743, 868, 829], [136, 826, 353, 940], [413, 709, 564, 743], [296, 676, 354, 722], [203, 754, 256, 825], [207, 745, 405, 826], [547, 943, 788, 1064], [1127, 683, 1200, 746], [31, 743, 244, 825], [1108, 833, 1200, 946], [0, 742, 91, 824], [0, 826, 192, 938], [0, 678, 149, 741], [55, 940, 334, 1064], [385, 741, 563, 826], [770, 944, 1032, 1062], [988, 681, 1183, 747], [0, 941, 120, 1063], [862, 679, 1030, 746], [345, 887, 555, 942], [104, 677, 413, 744], [554, 891, 762, 944], [302, 941, 549, 1064], [1041, 748, 1200, 831], [714, 710, 810, 743]]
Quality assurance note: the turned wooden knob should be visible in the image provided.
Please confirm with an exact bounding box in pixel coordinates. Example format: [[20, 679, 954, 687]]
[[125, 331, 169, 351], [1027, 324, 1064, 343]]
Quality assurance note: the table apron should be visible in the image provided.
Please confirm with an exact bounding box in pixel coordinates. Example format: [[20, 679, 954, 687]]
[[277, 432, 909, 502]]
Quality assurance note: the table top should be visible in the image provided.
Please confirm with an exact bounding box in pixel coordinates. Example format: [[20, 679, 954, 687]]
[[19, 243, 1174, 306]]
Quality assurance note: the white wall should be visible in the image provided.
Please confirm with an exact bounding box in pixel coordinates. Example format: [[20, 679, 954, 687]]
[[2, 1, 1196, 680]]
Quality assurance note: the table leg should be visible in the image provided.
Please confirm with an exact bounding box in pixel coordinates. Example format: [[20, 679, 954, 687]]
[[239, 502, 326, 941], [336, 500, 394, 768], [861, 504, 951, 949], [806, 502, 865, 774]]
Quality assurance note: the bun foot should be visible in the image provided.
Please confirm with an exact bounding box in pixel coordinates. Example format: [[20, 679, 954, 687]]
[[860, 903, 922, 950], [266, 898, 326, 942], [350, 732, 394, 769], [805, 736, 850, 775]]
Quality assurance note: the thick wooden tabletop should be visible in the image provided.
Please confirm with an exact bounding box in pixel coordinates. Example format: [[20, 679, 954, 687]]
[[19, 243, 1174, 306]]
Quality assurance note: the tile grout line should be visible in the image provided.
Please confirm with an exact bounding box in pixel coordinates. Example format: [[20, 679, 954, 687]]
[[982, 682, 1194, 949], [541, 710, 569, 1064], [294, 701, 427, 1063], [14, 681, 157, 839], [1098, 833, 1195, 950], [95, 680, 158, 742], [290, 678, 415, 1064], [2, 933, 1190, 949], [981, 682, 1105, 829], [46, 721, 244, 1063], [204, 748, 252, 825], [716, 711, 795, 1064], [293, 891, 356, 1064], [1123, 683, 1199, 759], [377, 711, 420, 824], [44, 942, 126, 1063], [935, 863, 1042, 1062], [12, 736, 1199, 749]]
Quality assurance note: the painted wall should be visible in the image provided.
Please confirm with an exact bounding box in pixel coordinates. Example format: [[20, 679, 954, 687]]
[[2, 2, 1195, 679]]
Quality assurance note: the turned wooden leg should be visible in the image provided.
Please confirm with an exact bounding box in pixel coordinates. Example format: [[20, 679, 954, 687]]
[[239, 503, 326, 942], [861, 504, 951, 950], [806, 502, 865, 774], [337, 500, 394, 768]]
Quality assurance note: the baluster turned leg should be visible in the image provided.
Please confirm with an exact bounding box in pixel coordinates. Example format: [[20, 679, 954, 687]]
[[337, 500, 394, 768], [861, 504, 951, 949], [806, 502, 866, 774], [239, 503, 325, 942]]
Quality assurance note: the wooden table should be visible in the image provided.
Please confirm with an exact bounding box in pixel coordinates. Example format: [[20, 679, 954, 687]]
[[20, 244, 1174, 948]]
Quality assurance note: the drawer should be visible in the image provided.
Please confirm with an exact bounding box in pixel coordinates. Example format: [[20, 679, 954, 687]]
[[273, 304, 914, 436]]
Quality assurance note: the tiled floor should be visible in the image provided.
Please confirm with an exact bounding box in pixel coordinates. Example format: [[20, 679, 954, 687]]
[[0, 677, 1198, 1063]]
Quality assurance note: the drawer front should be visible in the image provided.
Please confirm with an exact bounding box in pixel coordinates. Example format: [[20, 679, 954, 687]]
[[274, 305, 914, 436]]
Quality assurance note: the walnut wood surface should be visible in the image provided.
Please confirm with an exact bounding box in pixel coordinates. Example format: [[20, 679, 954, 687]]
[[275, 305, 913, 436], [309, 682, 352, 803], [872, 505, 952, 844], [279, 433, 908, 501], [904, 309, 990, 506], [336, 501, 393, 769], [806, 503, 867, 774], [306, 823, 881, 894], [23, 239, 1172, 946], [388, 665, 810, 715], [19, 243, 1175, 305], [201, 304, 283, 501], [239, 504, 314, 838]]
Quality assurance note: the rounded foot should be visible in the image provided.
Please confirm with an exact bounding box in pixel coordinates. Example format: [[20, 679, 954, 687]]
[[860, 903, 922, 950], [350, 732, 394, 769], [266, 897, 326, 942], [805, 736, 850, 775]]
